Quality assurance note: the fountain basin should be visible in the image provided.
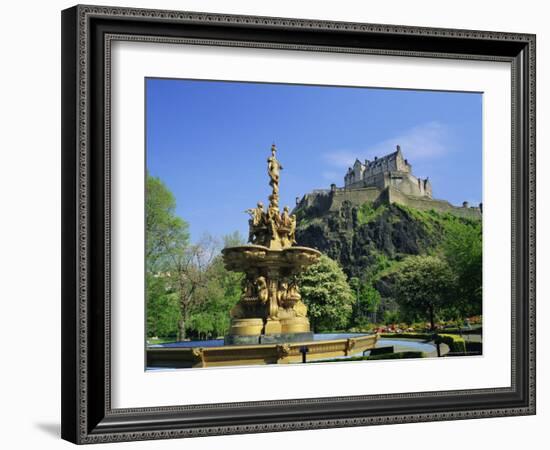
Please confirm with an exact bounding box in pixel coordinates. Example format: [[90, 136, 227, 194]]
[[147, 333, 379, 368], [222, 244, 321, 273]]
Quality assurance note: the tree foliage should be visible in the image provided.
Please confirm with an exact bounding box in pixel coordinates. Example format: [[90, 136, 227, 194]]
[[388, 255, 457, 330], [442, 219, 482, 317], [167, 236, 221, 340], [146, 174, 190, 338], [298, 255, 354, 332], [186, 256, 243, 339], [146, 274, 179, 339], [349, 277, 381, 325], [145, 174, 243, 340], [146, 175, 190, 271]]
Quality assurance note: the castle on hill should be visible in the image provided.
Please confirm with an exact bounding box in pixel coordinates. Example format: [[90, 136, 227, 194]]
[[344, 145, 432, 198], [295, 146, 481, 220]]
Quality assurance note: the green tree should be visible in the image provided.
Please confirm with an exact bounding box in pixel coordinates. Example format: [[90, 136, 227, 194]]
[[146, 274, 179, 339], [298, 254, 354, 332], [146, 174, 190, 271], [145, 174, 190, 339], [390, 255, 457, 331], [442, 220, 482, 317], [187, 255, 243, 339], [349, 277, 381, 325], [185, 231, 245, 339], [146, 173, 246, 341], [146, 175, 220, 341], [222, 230, 246, 248], [167, 235, 220, 340], [165, 231, 245, 340]]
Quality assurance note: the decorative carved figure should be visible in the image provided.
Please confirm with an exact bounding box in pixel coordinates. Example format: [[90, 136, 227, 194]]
[[281, 206, 291, 226], [242, 277, 256, 300], [267, 277, 279, 319], [276, 343, 291, 358], [293, 301, 308, 318], [267, 203, 281, 242], [245, 201, 264, 226], [245, 201, 265, 244], [277, 280, 289, 304], [256, 276, 268, 304], [286, 279, 301, 302], [267, 144, 283, 189], [290, 216, 297, 244]]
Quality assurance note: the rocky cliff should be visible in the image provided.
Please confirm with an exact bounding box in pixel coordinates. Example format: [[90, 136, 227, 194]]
[[294, 199, 480, 280]]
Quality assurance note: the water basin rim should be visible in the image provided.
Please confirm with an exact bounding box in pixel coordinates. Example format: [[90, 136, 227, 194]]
[[149, 333, 378, 348]]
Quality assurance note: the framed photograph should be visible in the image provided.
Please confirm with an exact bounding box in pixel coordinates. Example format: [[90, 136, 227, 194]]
[[61, 4, 536, 444]]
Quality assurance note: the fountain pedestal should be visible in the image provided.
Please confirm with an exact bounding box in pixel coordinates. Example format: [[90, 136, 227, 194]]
[[264, 319, 283, 335], [222, 244, 320, 345]]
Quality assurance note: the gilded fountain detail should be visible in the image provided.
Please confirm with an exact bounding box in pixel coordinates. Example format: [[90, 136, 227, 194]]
[[222, 145, 321, 344]]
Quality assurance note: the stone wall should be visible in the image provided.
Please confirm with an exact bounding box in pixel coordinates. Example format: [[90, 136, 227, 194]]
[[386, 172, 428, 197], [385, 186, 482, 220], [329, 187, 382, 211], [295, 185, 481, 220], [342, 172, 431, 199]]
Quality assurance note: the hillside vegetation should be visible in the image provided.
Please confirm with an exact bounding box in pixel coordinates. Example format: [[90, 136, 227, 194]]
[[295, 200, 482, 325]]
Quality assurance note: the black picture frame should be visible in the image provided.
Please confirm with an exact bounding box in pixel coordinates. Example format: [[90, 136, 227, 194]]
[[61, 4, 536, 444]]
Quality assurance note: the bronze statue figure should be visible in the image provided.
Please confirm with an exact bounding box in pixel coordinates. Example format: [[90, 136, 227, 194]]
[[245, 201, 265, 244], [267, 143, 283, 190]]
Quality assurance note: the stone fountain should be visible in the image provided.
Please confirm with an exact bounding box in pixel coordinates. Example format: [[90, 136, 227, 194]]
[[222, 144, 321, 344]]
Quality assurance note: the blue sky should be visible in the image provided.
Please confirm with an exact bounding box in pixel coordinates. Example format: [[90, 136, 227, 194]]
[[146, 78, 482, 243]]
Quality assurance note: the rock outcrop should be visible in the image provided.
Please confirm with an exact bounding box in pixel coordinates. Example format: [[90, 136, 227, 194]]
[[294, 199, 479, 280]]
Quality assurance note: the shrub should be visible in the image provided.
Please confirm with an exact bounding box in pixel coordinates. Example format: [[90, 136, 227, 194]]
[[436, 333, 466, 353], [356, 202, 386, 225], [436, 327, 483, 335], [383, 310, 401, 325], [348, 325, 376, 334]]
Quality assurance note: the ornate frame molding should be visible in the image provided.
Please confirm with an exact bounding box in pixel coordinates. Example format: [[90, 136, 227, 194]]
[[61, 4, 535, 444]]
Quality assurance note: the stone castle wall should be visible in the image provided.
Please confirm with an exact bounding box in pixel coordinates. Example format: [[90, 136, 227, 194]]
[[329, 187, 382, 211], [295, 186, 481, 220], [382, 186, 482, 219]]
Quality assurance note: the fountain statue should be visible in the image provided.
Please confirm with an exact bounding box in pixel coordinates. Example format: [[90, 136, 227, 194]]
[[222, 144, 321, 344]]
